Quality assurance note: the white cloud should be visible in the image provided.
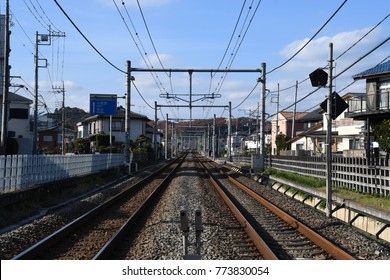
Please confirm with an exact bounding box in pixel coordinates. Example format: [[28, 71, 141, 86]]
[[278, 27, 382, 73]]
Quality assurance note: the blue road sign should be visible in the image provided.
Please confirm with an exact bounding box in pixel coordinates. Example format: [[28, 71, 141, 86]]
[[90, 94, 117, 115]]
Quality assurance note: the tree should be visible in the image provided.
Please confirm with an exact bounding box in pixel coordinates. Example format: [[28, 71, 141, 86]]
[[275, 133, 290, 155], [374, 118, 390, 160]]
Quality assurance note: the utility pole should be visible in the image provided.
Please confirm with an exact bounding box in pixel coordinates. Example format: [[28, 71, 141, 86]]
[[260, 63, 266, 157], [271, 84, 280, 155], [1, 0, 10, 154], [227, 101, 232, 161], [33, 29, 65, 154], [326, 43, 334, 217], [292, 80, 298, 138], [154, 101, 158, 161], [165, 113, 168, 159], [124, 60, 131, 171], [53, 83, 65, 154], [212, 114, 216, 161]]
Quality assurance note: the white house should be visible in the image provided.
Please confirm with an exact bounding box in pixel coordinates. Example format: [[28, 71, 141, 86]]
[[0, 92, 33, 154], [280, 92, 365, 156], [76, 106, 150, 147]]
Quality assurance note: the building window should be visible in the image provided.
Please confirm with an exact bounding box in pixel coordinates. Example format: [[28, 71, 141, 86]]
[[43, 135, 53, 142], [9, 108, 28, 119], [112, 121, 122, 131], [379, 80, 390, 110]]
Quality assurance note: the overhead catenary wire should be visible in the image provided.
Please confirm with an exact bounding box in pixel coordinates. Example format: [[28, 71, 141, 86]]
[[204, 0, 263, 119], [135, 0, 168, 76], [116, 0, 177, 119]]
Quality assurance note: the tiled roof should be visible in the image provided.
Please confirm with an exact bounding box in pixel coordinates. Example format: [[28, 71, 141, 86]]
[[0, 92, 33, 103], [279, 111, 308, 120], [353, 60, 390, 80]]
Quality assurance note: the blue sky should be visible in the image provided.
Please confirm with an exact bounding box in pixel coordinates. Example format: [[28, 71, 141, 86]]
[[6, 0, 390, 122]]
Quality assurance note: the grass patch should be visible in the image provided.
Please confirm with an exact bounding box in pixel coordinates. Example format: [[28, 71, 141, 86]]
[[266, 168, 326, 189], [265, 168, 390, 212], [333, 188, 390, 212]]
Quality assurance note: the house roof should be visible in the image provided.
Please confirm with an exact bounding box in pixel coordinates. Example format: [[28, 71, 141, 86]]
[[39, 125, 76, 133], [82, 107, 150, 122], [0, 92, 33, 104], [286, 123, 323, 144], [298, 109, 322, 122], [279, 111, 308, 120], [353, 60, 390, 80]]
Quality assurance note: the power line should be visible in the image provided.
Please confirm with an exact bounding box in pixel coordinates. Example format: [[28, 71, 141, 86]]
[[113, 0, 176, 119], [34, 0, 60, 31], [132, 81, 154, 110], [136, 0, 168, 76], [269, 10, 388, 94], [22, 0, 49, 31], [335, 12, 389, 61], [267, 0, 348, 75], [213, 0, 247, 75], [272, 36, 390, 118], [213, 0, 263, 96], [53, 0, 126, 74], [232, 81, 260, 110]]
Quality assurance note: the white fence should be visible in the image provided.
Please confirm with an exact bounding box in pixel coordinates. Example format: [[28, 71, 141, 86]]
[[0, 154, 125, 193], [267, 155, 390, 196]]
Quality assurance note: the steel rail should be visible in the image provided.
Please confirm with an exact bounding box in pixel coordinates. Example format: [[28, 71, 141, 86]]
[[12, 155, 186, 260], [93, 153, 188, 260], [197, 156, 278, 260], [215, 162, 355, 260]]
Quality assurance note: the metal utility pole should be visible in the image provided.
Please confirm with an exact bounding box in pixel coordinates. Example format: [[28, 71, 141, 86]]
[[171, 122, 174, 157], [213, 114, 216, 161], [1, 0, 10, 154], [260, 63, 266, 156], [33, 29, 65, 154], [165, 113, 168, 159], [292, 80, 298, 138], [271, 83, 280, 155], [256, 102, 259, 153], [124, 60, 132, 170], [53, 83, 66, 154], [227, 101, 232, 161], [326, 43, 334, 217], [154, 101, 158, 161]]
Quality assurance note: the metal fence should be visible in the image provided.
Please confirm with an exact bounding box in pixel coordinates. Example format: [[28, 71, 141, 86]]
[[0, 154, 124, 193], [267, 155, 390, 196]]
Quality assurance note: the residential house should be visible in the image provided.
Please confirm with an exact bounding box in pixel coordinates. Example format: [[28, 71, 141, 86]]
[[0, 92, 33, 154], [76, 106, 151, 152], [271, 111, 308, 155], [38, 125, 77, 154], [243, 122, 272, 154], [274, 93, 365, 156], [347, 60, 390, 156]]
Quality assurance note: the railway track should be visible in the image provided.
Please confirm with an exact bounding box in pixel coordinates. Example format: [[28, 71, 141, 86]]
[[196, 156, 355, 260], [5, 153, 388, 260], [12, 154, 187, 260]]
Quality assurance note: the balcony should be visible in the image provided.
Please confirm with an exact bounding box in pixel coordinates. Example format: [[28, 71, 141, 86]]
[[346, 91, 390, 121]]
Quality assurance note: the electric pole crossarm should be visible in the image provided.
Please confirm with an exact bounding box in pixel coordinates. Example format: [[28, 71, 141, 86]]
[[130, 68, 261, 73]]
